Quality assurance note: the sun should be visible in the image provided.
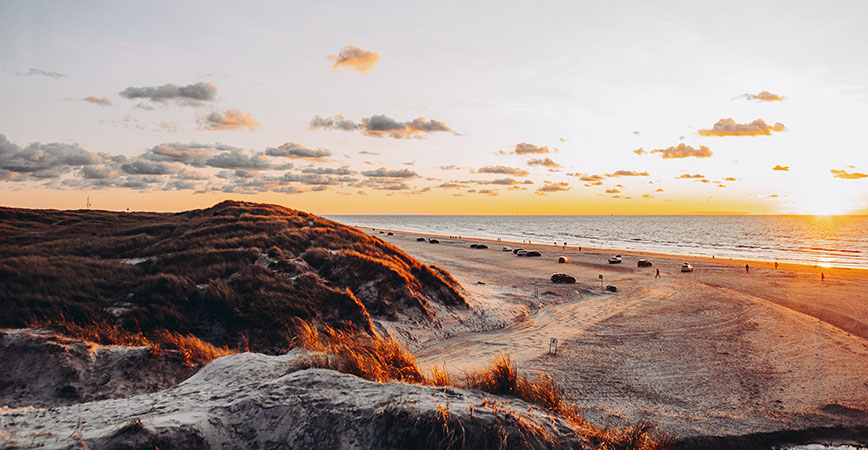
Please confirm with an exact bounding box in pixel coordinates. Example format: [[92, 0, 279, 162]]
[[789, 181, 857, 215]]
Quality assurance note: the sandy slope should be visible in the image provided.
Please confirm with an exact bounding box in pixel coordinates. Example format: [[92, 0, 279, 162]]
[[370, 229, 868, 440]]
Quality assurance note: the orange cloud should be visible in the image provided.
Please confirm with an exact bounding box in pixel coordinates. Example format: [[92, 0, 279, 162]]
[[650, 143, 712, 159], [527, 158, 560, 168], [198, 109, 258, 131], [741, 91, 785, 102], [536, 181, 570, 194], [676, 174, 704, 179], [475, 165, 529, 176], [329, 45, 380, 73], [509, 142, 551, 155], [698, 118, 785, 136], [633, 148, 646, 155], [772, 165, 789, 171], [605, 170, 649, 177], [831, 169, 868, 179]]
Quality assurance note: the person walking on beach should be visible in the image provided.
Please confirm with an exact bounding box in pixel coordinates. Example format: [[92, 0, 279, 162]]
[[655, 268, 660, 279], [775, 261, 779, 269], [745, 263, 750, 273], [821, 272, 825, 281]]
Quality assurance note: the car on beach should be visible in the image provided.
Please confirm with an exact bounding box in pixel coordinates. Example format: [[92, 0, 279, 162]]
[[502, 246, 513, 252], [428, 238, 440, 244], [387, 232, 393, 236], [416, 237, 426, 242], [513, 248, 525, 254], [681, 262, 694, 272], [526, 251, 542, 257], [637, 259, 652, 267], [608, 255, 622, 264], [470, 243, 478, 248], [476, 244, 488, 249], [515, 249, 528, 256], [550, 273, 576, 284]]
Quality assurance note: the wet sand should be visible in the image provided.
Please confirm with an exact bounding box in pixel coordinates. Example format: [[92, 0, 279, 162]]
[[366, 227, 868, 440]]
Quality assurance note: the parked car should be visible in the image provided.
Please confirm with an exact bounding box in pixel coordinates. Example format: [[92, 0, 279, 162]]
[[476, 244, 488, 249], [515, 249, 528, 256], [429, 238, 440, 244], [608, 255, 622, 264], [558, 256, 568, 263], [526, 251, 542, 257], [606, 285, 618, 292], [637, 259, 652, 267], [387, 232, 394, 236], [502, 246, 513, 252], [550, 273, 576, 284], [470, 243, 478, 248], [513, 248, 525, 254], [681, 262, 694, 272], [416, 237, 426, 242]]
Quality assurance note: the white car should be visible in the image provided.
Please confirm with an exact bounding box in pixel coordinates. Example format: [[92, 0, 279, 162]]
[[681, 262, 694, 272], [502, 246, 513, 252], [608, 255, 622, 264]]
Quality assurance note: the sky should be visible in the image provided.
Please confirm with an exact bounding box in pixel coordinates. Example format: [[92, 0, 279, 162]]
[[1, 0, 867, 215]]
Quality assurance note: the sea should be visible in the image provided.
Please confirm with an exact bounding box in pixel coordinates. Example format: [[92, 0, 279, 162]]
[[326, 215, 868, 270]]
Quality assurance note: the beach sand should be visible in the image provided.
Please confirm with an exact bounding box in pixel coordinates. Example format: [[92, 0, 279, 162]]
[[365, 227, 868, 440]]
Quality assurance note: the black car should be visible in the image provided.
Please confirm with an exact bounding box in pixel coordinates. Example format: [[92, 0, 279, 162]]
[[470, 243, 478, 248], [416, 237, 426, 242], [526, 251, 542, 257], [637, 259, 652, 267], [476, 244, 488, 249], [429, 239, 440, 244], [551, 273, 576, 284]]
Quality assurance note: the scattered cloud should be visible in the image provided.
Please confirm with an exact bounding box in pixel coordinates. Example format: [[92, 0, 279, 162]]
[[120, 160, 178, 175], [359, 150, 381, 156], [361, 167, 419, 178], [302, 166, 353, 175], [676, 173, 705, 179], [439, 165, 461, 170], [536, 181, 570, 194], [266, 142, 331, 159], [438, 182, 469, 189], [698, 118, 785, 137], [157, 121, 177, 132], [724, 177, 737, 181], [120, 82, 217, 104], [642, 194, 653, 199], [142, 142, 219, 167], [198, 109, 258, 131], [509, 142, 551, 155], [605, 170, 649, 177], [81, 96, 112, 106], [0, 134, 102, 178], [831, 169, 868, 179], [328, 45, 380, 73], [633, 148, 646, 155], [310, 114, 453, 139], [476, 165, 529, 176], [17, 68, 66, 79], [527, 158, 561, 168], [205, 149, 272, 169], [649, 143, 712, 159], [740, 91, 785, 102], [605, 189, 620, 194], [772, 165, 789, 171]]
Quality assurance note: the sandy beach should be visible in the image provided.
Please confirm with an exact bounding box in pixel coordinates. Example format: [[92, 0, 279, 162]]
[[365, 227, 868, 440]]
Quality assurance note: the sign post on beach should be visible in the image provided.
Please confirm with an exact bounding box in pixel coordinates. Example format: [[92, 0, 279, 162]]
[[599, 274, 603, 290], [549, 338, 558, 356]]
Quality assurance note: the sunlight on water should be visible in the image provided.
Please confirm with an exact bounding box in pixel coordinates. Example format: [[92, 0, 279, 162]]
[[328, 215, 868, 269]]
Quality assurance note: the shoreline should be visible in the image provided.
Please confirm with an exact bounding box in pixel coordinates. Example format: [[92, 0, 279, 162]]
[[358, 225, 866, 279]]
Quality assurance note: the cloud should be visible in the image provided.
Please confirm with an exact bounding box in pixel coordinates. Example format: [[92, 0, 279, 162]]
[[772, 165, 789, 171], [266, 142, 331, 159], [310, 114, 453, 139], [0, 134, 103, 177], [198, 109, 258, 131], [536, 181, 570, 194], [676, 173, 705, 179], [361, 167, 419, 178], [302, 166, 353, 175], [650, 143, 712, 159], [476, 165, 529, 176], [740, 91, 785, 102], [476, 189, 499, 196], [328, 45, 380, 73], [568, 173, 604, 182], [120, 160, 178, 175], [642, 194, 653, 199], [527, 158, 561, 168], [605, 170, 649, 177], [440, 165, 461, 170], [80, 166, 114, 179], [142, 143, 217, 167], [157, 121, 177, 132], [437, 182, 469, 189], [487, 178, 533, 186], [698, 118, 785, 137], [120, 82, 217, 104], [633, 148, 646, 155], [359, 150, 381, 155], [724, 177, 737, 181], [605, 189, 620, 194], [17, 68, 66, 79], [511, 142, 551, 155], [206, 150, 272, 170], [82, 96, 112, 106], [831, 169, 868, 179]]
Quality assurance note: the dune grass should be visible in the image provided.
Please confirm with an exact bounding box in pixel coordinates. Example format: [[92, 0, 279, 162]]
[[293, 321, 671, 449]]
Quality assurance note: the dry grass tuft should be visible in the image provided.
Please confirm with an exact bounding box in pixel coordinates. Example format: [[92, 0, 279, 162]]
[[292, 320, 425, 383]]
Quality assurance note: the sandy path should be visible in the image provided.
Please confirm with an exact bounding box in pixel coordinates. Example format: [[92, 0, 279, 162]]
[[368, 228, 868, 439]]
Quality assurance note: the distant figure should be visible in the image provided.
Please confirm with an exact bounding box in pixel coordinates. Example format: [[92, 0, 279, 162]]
[[745, 263, 750, 273], [712, 255, 715, 260], [579, 246, 582, 252], [821, 272, 825, 281], [562, 242, 566, 250], [655, 268, 660, 279], [774, 261, 779, 269]]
